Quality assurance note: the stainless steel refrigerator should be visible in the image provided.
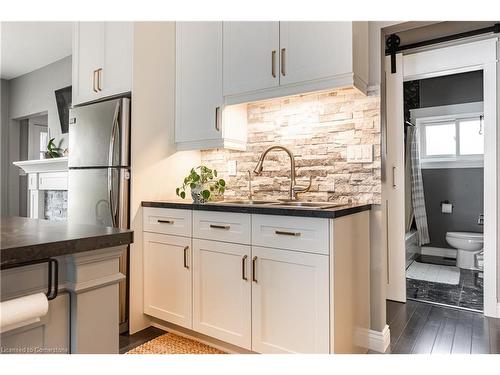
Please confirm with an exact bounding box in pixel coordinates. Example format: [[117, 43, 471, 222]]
[[68, 97, 130, 333]]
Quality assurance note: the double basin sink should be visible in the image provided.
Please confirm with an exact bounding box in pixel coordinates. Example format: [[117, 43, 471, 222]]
[[208, 199, 344, 210]]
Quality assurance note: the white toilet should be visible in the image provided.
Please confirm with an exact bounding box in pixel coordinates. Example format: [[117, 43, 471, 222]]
[[445, 231, 484, 270]]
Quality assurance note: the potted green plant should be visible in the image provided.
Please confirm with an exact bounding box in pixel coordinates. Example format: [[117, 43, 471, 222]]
[[44, 138, 64, 158], [176, 166, 226, 203]]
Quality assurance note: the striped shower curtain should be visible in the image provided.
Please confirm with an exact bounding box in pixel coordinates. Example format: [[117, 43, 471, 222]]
[[408, 126, 430, 245]]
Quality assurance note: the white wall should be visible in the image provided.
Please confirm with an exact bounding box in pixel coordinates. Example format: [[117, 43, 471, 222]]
[[129, 22, 201, 333], [1, 79, 10, 216], [9, 55, 71, 149]]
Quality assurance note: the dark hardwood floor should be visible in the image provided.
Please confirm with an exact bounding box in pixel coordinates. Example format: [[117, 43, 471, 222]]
[[387, 299, 500, 354], [119, 326, 166, 354], [120, 301, 500, 354]]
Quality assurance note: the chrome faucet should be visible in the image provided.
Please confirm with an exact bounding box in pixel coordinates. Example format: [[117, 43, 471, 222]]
[[253, 145, 311, 201], [247, 170, 253, 200]]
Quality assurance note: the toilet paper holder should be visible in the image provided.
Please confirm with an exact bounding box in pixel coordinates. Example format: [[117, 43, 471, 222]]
[[1, 258, 58, 300]]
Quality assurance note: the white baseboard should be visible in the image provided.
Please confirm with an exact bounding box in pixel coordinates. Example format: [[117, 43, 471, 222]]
[[497, 303, 500, 318], [421, 246, 457, 259], [355, 325, 390, 353]]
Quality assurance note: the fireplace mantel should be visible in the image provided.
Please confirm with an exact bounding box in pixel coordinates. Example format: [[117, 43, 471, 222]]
[[13, 157, 68, 219], [13, 156, 68, 174]]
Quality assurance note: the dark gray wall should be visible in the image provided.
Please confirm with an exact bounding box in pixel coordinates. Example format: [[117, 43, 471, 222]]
[[420, 70, 483, 107], [416, 71, 484, 248], [422, 168, 484, 248]]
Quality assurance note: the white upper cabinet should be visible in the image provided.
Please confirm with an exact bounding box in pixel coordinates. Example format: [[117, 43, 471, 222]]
[[173, 21, 367, 150], [175, 22, 247, 151], [280, 22, 355, 85], [72, 22, 133, 106], [223, 22, 280, 96], [222, 21, 369, 104]]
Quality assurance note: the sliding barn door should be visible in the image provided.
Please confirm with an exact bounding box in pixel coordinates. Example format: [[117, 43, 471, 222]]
[[384, 54, 406, 302]]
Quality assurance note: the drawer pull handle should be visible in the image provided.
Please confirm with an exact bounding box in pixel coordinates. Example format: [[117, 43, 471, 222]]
[[271, 50, 277, 78], [210, 224, 230, 230], [183, 246, 189, 269], [281, 48, 286, 76], [275, 230, 301, 237], [157, 219, 174, 224], [97, 68, 102, 91], [93, 70, 99, 93], [242, 255, 248, 281], [252, 256, 257, 283]]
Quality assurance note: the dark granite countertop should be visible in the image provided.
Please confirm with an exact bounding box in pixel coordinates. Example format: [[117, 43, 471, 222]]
[[1, 217, 134, 268], [141, 200, 371, 219]]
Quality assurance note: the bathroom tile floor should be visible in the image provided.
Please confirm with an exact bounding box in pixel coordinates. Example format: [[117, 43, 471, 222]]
[[406, 255, 483, 311]]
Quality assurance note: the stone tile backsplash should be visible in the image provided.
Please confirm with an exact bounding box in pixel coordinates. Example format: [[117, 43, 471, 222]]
[[44, 190, 68, 221], [200, 87, 381, 205]]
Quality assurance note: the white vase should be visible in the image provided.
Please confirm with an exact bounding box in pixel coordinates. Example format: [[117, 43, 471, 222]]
[[191, 185, 208, 204]]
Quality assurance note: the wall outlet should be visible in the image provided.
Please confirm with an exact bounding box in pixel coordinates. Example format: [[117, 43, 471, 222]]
[[227, 160, 237, 176], [347, 145, 373, 163]]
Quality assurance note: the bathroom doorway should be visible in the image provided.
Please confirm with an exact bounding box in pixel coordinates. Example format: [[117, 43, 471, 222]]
[[403, 71, 484, 311], [384, 37, 498, 317]]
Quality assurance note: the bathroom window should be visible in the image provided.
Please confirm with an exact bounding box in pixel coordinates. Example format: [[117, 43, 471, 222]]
[[419, 114, 484, 168]]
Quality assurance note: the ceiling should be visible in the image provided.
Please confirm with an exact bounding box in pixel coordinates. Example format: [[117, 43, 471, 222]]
[[1, 22, 72, 80]]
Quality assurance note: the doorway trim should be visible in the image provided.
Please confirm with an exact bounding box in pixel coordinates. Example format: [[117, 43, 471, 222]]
[[384, 37, 498, 317]]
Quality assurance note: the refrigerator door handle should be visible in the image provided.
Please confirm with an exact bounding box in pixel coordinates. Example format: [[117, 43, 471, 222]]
[[107, 102, 121, 228], [108, 102, 120, 167], [108, 168, 117, 227]]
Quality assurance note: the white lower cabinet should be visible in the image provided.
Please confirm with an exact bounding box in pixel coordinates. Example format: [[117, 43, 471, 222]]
[[192, 239, 252, 349], [143, 207, 332, 353], [251, 246, 330, 354], [143, 232, 192, 329]]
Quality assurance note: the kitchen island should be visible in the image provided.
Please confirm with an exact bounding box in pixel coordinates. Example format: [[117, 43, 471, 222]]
[[0, 217, 133, 354]]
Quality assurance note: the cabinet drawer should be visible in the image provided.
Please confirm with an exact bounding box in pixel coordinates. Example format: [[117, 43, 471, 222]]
[[193, 211, 251, 244], [252, 214, 329, 255], [143, 207, 192, 237]]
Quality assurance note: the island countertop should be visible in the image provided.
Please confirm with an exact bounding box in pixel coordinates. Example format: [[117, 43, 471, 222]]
[[0, 217, 133, 268]]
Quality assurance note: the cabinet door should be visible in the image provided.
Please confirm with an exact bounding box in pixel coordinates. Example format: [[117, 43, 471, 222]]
[[72, 22, 105, 105], [143, 232, 192, 329], [223, 22, 280, 96], [175, 22, 223, 146], [101, 22, 133, 97], [251, 246, 330, 354], [193, 239, 251, 349], [279, 22, 352, 86]]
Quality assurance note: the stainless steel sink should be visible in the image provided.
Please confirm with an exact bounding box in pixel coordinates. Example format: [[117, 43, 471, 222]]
[[273, 201, 343, 209], [217, 200, 279, 205], [212, 199, 344, 210]]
